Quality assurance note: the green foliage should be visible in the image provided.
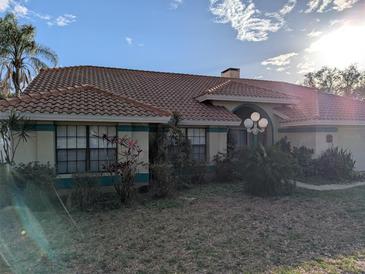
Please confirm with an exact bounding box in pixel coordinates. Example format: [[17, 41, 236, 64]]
[[241, 146, 298, 197], [71, 173, 101, 211], [0, 110, 31, 165], [213, 151, 237, 183], [0, 13, 58, 95], [103, 135, 144, 205], [316, 147, 355, 180], [12, 162, 57, 211], [150, 112, 209, 195], [151, 163, 175, 198], [276, 137, 315, 177], [303, 64, 365, 98]]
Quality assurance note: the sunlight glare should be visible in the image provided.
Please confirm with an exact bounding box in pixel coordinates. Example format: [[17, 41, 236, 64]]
[[306, 22, 365, 69]]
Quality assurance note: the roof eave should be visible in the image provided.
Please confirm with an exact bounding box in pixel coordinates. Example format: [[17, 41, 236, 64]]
[[179, 119, 241, 127], [280, 119, 365, 127], [196, 95, 298, 105], [0, 111, 171, 124]]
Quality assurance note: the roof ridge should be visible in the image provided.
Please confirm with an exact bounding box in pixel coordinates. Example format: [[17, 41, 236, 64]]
[[39, 65, 315, 90]]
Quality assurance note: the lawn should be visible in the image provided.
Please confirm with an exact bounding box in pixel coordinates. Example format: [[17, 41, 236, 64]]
[[1, 183, 365, 273]]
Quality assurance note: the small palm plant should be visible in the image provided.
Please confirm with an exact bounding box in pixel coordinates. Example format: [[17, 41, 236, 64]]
[[0, 13, 58, 96], [0, 110, 31, 165]]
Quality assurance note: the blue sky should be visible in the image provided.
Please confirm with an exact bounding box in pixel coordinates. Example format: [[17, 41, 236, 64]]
[[1, 0, 364, 83]]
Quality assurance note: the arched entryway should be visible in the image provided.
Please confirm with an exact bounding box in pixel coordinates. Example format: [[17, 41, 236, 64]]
[[228, 104, 274, 149]]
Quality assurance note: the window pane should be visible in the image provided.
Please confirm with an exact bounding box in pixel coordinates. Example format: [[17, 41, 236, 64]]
[[89, 126, 98, 138], [68, 126, 77, 137], [68, 150, 77, 161], [57, 126, 67, 137], [90, 149, 99, 161], [57, 150, 67, 161], [68, 161, 77, 173], [99, 126, 107, 136], [108, 149, 116, 160], [99, 138, 108, 149], [199, 137, 206, 145], [77, 137, 86, 148], [77, 161, 86, 173], [90, 161, 99, 172], [67, 137, 77, 149], [77, 126, 86, 137], [90, 137, 98, 148], [57, 162, 67, 174], [57, 137, 67, 149], [99, 149, 108, 160], [77, 150, 86, 161], [108, 126, 116, 137]]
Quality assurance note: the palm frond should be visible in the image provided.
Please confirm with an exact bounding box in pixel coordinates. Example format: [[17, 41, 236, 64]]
[[33, 44, 58, 66]]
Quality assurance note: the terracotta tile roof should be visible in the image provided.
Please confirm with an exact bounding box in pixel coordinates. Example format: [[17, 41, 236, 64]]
[[276, 92, 365, 123], [22, 65, 365, 124], [0, 85, 171, 118], [199, 79, 294, 100]]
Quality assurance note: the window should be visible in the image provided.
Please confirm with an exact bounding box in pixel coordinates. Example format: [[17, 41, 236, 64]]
[[56, 125, 117, 174], [187, 128, 206, 162]]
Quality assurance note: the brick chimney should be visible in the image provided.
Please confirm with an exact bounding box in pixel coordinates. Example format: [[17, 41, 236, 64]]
[[221, 68, 240, 78]]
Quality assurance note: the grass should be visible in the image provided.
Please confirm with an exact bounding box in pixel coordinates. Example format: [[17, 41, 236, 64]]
[[1, 182, 365, 273]]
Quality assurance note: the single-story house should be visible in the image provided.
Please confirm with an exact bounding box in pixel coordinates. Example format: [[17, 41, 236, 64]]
[[1, 66, 365, 187]]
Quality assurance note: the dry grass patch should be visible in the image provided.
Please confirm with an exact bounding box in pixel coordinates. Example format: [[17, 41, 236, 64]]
[[1, 183, 365, 273]]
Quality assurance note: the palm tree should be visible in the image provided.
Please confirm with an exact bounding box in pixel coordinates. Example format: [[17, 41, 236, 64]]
[[0, 13, 58, 96]]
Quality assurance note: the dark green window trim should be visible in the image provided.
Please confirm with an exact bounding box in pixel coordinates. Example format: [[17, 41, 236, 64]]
[[207, 127, 228, 133], [279, 126, 338, 133], [29, 124, 55, 132], [55, 173, 149, 189], [118, 125, 150, 132]]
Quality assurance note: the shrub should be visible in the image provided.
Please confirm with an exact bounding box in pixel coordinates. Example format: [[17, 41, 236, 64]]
[[292, 146, 315, 177], [71, 173, 101, 211], [189, 161, 208, 185], [151, 163, 175, 198], [0, 164, 12, 208], [103, 135, 144, 204], [276, 137, 315, 178], [242, 146, 299, 197], [213, 152, 237, 183], [316, 147, 355, 180], [12, 162, 57, 210]]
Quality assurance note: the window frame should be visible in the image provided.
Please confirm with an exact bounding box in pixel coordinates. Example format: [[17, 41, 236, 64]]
[[185, 127, 207, 162], [55, 125, 118, 175]]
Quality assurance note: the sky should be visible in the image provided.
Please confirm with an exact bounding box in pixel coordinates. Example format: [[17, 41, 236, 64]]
[[0, 0, 365, 84]]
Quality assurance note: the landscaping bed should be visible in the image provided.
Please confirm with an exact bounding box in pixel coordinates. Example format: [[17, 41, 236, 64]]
[[1, 183, 365, 273]]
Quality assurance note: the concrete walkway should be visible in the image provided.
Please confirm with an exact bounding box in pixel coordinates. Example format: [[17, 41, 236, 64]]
[[296, 181, 365, 191]]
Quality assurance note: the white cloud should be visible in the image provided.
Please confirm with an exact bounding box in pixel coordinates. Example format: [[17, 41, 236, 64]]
[[13, 3, 28, 16], [261, 52, 298, 66], [209, 0, 294, 42], [279, 0, 297, 15], [125, 37, 133, 45], [0, 0, 10, 12], [52, 14, 77, 27], [307, 30, 322, 37], [170, 0, 183, 9], [276, 67, 287, 72], [297, 60, 316, 74], [305, 0, 359, 12]]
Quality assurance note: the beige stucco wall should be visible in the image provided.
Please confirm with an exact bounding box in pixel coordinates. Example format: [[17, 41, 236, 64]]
[[279, 126, 365, 171], [207, 131, 227, 162], [13, 123, 55, 165], [336, 126, 365, 171]]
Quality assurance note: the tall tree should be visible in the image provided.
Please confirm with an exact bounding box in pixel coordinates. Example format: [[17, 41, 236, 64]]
[[0, 13, 58, 96], [304, 64, 365, 98]]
